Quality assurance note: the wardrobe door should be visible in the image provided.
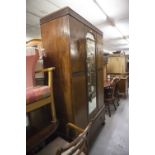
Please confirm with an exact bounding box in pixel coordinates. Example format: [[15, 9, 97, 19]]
[[69, 16, 88, 128], [69, 16, 86, 73], [96, 34, 104, 69], [72, 73, 88, 128], [96, 69, 104, 109]]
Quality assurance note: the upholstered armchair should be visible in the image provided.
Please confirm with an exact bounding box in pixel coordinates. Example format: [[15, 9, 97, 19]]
[[26, 48, 57, 153]]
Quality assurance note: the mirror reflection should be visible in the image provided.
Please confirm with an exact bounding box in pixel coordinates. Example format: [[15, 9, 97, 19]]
[[86, 33, 97, 114]]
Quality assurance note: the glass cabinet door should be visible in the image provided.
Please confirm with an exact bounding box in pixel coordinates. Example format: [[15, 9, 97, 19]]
[[86, 33, 97, 114]]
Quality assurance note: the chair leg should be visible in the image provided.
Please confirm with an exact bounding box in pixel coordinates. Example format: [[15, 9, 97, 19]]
[[117, 101, 119, 106], [116, 92, 120, 106], [50, 95, 57, 122], [117, 97, 119, 106], [113, 101, 117, 111], [107, 104, 111, 117]]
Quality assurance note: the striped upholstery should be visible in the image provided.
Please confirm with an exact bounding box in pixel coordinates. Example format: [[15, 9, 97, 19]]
[[26, 86, 51, 104]]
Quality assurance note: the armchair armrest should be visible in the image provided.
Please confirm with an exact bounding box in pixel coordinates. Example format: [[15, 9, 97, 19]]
[[66, 123, 84, 133], [56, 122, 92, 154], [35, 67, 55, 73], [35, 67, 55, 87], [66, 123, 84, 142]]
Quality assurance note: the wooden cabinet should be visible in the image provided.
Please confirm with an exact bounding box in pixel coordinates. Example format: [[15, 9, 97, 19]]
[[107, 54, 127, 74], [40, 7, 105, 139], [26, 39, 43, 48], [118, 76, 129, 97]]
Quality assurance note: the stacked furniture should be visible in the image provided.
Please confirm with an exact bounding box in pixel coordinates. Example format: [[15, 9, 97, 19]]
[[26, 39, 45, 85], [26, 48, 57, 153], [107, 54, 128, 97], [40, 7, 105, 144]]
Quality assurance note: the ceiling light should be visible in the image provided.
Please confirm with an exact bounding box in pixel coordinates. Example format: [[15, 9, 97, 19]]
[[115, 19, 129, 35], [94, 0, 128, 19], [101, 25, 122, 40]]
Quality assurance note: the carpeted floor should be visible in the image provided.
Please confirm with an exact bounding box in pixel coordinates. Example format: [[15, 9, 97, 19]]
[[90, 97, 129, 155]]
